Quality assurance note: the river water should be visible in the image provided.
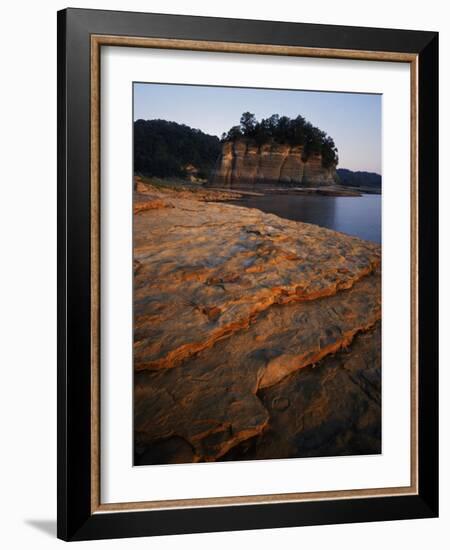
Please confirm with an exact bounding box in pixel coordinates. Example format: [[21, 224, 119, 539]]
[[234, 192, 381, 244]]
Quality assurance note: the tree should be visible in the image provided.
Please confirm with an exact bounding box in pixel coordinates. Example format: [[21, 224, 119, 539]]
[[240, 112, 257, 136], [226, 125, 243, 140]]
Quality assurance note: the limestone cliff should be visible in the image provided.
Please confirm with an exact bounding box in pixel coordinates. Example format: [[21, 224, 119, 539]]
[[210, 139, 337, 187]]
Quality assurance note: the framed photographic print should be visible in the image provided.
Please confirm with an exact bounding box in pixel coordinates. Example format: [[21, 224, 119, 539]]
[[57, 8, 438, 541]]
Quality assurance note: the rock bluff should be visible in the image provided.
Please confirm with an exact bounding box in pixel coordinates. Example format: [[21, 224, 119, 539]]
[[210, 139, 337, 187]]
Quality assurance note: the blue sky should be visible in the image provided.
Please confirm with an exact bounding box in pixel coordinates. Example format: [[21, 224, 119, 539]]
[[134, 83, 381, 173]]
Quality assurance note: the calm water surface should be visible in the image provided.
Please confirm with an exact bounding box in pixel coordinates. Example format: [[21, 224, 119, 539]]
[[235, 193, 381, 244]]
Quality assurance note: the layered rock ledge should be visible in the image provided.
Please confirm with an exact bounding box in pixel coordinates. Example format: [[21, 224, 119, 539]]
[[210, 139, 336, 187], [133, 179, 381, 464]]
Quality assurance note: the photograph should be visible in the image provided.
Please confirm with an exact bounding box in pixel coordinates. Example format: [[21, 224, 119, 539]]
[[132, 83, 382, 466], [52, 5, 439, 542]]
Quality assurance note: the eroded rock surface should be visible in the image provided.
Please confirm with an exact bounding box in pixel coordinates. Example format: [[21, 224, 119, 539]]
[[133, 184, 381, 464], [210, 139, 336, 187], [222, 323, 381, 461]]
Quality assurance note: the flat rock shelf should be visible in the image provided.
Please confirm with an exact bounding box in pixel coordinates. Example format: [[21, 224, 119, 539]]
[[133, 179, 381, 465]]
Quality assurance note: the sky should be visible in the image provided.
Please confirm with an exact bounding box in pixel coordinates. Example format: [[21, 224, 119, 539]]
[[134, 82, 381, 174]]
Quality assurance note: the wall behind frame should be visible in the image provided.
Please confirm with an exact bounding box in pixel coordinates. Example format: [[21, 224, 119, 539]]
[[0, 1, 446, 549]]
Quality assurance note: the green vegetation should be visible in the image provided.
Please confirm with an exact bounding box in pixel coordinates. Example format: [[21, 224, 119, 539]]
[[337, 168, 381, 190], [221, 112, 339, 168], [134, 119, 221, 179], [134, 113, 339, 179]]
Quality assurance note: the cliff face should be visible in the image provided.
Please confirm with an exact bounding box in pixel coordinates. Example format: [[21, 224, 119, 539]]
[[211, 139, 336, 187]]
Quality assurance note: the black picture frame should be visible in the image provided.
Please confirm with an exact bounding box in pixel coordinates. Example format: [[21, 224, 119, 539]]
[[57, 7, 438, 541]]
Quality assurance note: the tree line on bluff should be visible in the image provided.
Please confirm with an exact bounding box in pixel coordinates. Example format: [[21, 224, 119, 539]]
[[221, 112, 338, 169], [134, 112, 338, 180]]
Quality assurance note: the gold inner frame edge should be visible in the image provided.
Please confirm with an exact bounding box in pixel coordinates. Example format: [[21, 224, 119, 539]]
[[90, 34, 419, 514]]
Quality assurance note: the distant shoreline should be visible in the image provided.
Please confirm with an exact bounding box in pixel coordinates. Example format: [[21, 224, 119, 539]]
[[135, 174, 381, 198], [134, 175, 381, 243]]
